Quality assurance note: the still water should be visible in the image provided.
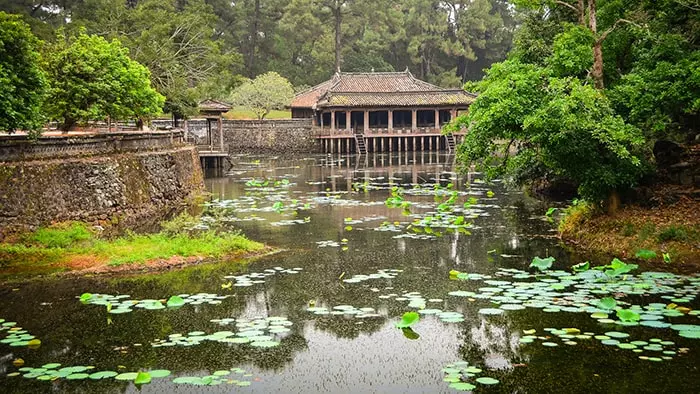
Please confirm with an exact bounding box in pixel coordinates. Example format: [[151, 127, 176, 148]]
[[1, 153, 698, 393]]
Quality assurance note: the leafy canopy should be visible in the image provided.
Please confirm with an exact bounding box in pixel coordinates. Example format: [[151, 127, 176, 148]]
[[0, 12, 46, 133], [231, 72, 294, 120], [43, 30, 164, 130], [448, 58, 646, 201]]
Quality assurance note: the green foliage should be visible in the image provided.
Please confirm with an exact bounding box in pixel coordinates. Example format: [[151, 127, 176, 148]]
[[231, 72, 294, 120], [547, 25, 594, 77], [0, 12, 46, 133], [43, 31, 164, 130], [395, 311, 420, 328], [529, 256, 555, 271], [616, 308, 641, 322], [450, 59, 646, 201], [634, 249, 657, 259], [609, 36, 700, 140], [1, 0, 517, 91], [657, 226, 688, 242]]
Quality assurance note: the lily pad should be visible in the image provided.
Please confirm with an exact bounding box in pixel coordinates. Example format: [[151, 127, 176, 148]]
[[449, 382, 477, 391], [476, 377, 500, 385], [395, 311, 420, 328]]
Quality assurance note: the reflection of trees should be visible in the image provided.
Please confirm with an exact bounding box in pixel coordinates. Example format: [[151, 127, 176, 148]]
[[458, 316, 522, 370], [310, 315, 386, 340]]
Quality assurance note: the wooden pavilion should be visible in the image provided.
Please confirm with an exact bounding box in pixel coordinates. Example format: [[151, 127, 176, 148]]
[[197, 99, 231, 168], [291, 70, 475, 153]]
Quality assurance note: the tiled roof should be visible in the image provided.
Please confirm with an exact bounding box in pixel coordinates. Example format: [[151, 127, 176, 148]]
[[318, 91, 474, 108], [199, 99, 232, 112], [291, 70, 474, 109], [290, 78, 337, 108]]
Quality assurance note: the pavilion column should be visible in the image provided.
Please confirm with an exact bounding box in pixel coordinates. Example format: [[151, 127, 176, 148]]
[[451, 108, 457, 122], [388, 110, 393, 133], [346, 110, 351, 133], [330, 110, 336, 133], [434, 109, 440, 130], [218, 115, 224, 151], [411, 109, 417, 131], [320, 111, 324, 129], [364, 110, 369, 133]]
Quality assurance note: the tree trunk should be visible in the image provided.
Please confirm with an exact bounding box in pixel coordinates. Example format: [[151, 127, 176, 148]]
[[589, 0, 605, 89], [334, 4, 342, 71], [578, 0, 586, 26], [246, 0, 261, 76]]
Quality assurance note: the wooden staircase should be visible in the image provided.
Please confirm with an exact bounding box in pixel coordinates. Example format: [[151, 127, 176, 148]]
[[355, 134, 367, 154], [445, 134, 456, 152]]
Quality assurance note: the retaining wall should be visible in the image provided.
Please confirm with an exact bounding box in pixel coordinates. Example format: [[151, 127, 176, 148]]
[[0, 132, 203, 234]]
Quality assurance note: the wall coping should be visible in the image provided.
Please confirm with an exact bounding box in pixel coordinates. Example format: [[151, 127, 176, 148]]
[[0, 130, 186, 162]]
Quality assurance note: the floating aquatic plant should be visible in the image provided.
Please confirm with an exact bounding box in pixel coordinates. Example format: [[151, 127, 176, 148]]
[[529, 256, 555, 271], [441, 361, 500, 391], [395, 312, 420, 328]]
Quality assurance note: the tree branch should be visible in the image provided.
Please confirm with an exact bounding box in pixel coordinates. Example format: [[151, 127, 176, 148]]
[[596, 18, 641, 44], [553, 0, 580, 13], [674, 0, 700, 11]]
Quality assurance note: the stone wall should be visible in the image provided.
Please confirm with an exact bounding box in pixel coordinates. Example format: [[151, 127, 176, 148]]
[[0, 133, 203, 234], [0, 130, 184, 162], [153, 118, 318, 153]]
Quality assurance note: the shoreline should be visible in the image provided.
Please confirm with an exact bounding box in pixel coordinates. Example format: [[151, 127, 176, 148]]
[[0, 246, 282, 286], [559, 198, 700, 270]]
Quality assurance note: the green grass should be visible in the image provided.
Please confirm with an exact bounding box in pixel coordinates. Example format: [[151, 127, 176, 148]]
[[223, 106, 291, 120], [30, 222, 93, 248], [91, 231, 261, 266], [0, 221, 264, 272], [657, 225, 689, 243]]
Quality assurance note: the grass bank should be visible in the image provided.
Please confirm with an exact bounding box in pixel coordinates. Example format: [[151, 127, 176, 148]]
[[0, 220, 265, 280], [558, 199, 700, 268]]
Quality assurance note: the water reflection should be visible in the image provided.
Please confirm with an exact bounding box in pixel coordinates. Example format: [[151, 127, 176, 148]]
[[0, 153, 697, 393]]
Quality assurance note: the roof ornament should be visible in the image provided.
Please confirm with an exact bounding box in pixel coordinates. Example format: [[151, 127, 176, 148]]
[[371, 67, 375, 73]]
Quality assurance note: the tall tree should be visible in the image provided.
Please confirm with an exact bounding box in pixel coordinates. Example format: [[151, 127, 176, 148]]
[[43, 31, 164, 131], [0, 11, 46, 133]]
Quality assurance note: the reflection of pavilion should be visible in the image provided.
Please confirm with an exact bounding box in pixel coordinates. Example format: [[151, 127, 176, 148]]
[[292, 70, 475, 153]]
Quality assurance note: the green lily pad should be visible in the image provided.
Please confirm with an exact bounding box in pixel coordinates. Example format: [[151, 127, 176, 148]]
[[596, 297, 617, 310], [530, 256, 555, 271], [679, 330, 700, 339], [476, 377, 500, 385], [89, 371, 118, 380], [148, 370, 171, 378], [66, 373, 90, 380], [395, 311, 420, 328], [115, 372, 138, 381], [134, 372, 151, 385], [449, 382, 477, 391], [166, 296, 185, 307]]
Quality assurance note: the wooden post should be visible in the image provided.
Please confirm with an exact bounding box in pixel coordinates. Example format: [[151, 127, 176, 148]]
[[330, 110, 335, 133], [411, 109, 417, 131], [388, 110, 393, 133], [320, 111, 324, 130], [434, 109, 439, 131], [346, 110, 351, 133], [364, 110, 369, 133], [450, 108, 457, 122], [218, 116, 224, 152]]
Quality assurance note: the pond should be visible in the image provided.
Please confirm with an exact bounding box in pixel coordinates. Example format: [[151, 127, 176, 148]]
[[1, 152, 698, 393]]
